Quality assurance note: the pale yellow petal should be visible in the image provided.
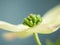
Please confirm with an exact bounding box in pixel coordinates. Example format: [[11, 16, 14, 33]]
[[27, 5, 60, 34], [3, 29, 33, 38], [42, 5, 60, 25], [0, 21, 29, 32], [27, 23, 60, 34]]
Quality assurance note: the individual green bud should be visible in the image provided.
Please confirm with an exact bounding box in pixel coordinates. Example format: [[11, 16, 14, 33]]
[[36, 15, 42, 24], [27, 16, 32, 21], [23, 18, 30, 26], [29, 21, 33, 27], [36, 15, 42, 21]]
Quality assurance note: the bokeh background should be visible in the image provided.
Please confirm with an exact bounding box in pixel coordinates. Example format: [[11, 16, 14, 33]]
[[0, 0, 60, 45]]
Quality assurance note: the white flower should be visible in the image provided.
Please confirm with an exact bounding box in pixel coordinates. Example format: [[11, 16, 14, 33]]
[[0, 5, 60, 40]]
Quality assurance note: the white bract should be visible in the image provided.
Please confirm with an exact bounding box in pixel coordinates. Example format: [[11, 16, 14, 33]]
[[0, 5, 60, 39]]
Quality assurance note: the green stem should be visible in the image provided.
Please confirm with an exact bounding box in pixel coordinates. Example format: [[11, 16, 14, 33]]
[[33, 33, 41, 45]]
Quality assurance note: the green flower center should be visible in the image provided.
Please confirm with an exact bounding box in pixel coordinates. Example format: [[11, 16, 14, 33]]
[[23, 14, 42, 27]]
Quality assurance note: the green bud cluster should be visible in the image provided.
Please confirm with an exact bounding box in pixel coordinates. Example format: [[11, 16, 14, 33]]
[[23, 14, 42, 27]]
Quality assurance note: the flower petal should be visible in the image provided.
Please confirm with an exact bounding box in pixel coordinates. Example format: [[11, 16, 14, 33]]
[[42, 5, 60, 25], [27, 5, 60, 34], [0, 21, 29, 32], [0, 21, 33, 38], [27, 23, 60, 34]]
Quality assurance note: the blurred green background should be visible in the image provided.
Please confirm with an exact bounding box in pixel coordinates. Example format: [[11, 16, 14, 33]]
[[0, 0, 60, 45]]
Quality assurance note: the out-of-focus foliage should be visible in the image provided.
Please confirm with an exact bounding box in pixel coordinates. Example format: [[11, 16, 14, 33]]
[[56, 38, 60, 45], [46, 38, 60, 45]]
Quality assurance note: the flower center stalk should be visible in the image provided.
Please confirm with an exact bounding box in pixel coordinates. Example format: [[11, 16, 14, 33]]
[[23, 14, 42, 45]]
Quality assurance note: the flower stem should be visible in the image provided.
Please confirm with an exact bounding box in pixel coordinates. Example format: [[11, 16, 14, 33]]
[[23, 14, 42, 45], [33, 33, 41, 45]]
